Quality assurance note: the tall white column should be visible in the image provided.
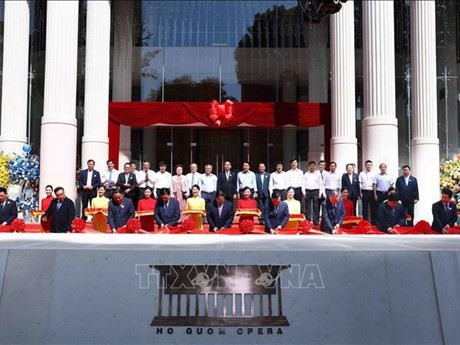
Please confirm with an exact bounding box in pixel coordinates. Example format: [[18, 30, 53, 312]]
[[39, 1, 79, 202], [113, 0, 133, 167], [81, 1, 111, 169], [411, 0, 439, 223], [330, 1, 358, 174], [362, 0, 398, 177], [308, 21, 327, 163], [0, 1, 30, 154]]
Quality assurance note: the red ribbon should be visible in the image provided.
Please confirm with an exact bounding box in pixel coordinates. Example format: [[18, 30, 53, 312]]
[[208, 99, 234, 127]]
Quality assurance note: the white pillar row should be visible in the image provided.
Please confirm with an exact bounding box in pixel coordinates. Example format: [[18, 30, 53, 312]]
[[307, 20, 327, 163], [0, 1, 30, 154], [330, 0, 358, 174], [410, 0, 439, 223], [362, 0, 399, 178], [39, 1, 79, 201], [113, 0, 134, 168], [81, 1, 111, 170]]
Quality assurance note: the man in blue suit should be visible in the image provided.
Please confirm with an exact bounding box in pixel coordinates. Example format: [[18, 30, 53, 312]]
[[395, 165, 419, 226], [207, 191, 234, 232], [320, 190, 346, 234], [42, 187, 75, 233], [377, 194, 406, 233], [108, 189, 135, 233], [78, 159, 102, 220], [432, 188, 458, 233], [154, 188, 180, 229], [255, 162, 270, 224], [0, 187, 18, 225], [263, 191, 289, 234]]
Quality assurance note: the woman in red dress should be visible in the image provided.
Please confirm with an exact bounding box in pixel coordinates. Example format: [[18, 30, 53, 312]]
[[41, 185, 55, 232], [137, 187, 157, 232], [341, 187, 355, 217], [237, 187, 259, 223]]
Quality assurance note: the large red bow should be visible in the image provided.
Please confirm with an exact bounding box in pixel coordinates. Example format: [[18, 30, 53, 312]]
[[208, 100, 234, 127]]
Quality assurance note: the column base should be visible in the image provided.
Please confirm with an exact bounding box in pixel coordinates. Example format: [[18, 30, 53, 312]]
[[411, 137, 439, 224], [330, 136, 358, 173], [0, 136, 28, 155], [39, 117, 77, 202], [81, 137, 109, 169], [362, 116, 398, 177]]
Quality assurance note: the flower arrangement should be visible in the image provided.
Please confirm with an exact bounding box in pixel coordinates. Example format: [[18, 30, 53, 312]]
[[298, 219, 313, 234], [0, 152, 11, 188], [10, 218, 26, 233], [5, 145, 40, 219], [71, 218, 86, 233], [181, 218, 196, 232], [239, 219, 255, 234], [439, 157, 460, 209], [125, 218, 141, 233]]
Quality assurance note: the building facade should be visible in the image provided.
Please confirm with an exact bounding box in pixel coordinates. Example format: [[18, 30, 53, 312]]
[[0, 0, 458, 222]]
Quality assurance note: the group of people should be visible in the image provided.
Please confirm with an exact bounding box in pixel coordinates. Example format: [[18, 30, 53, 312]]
[[0, 157, 456, 234]]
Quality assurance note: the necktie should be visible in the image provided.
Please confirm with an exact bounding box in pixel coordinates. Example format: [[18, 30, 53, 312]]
[[275, 206, 278, 215], [218, 204, 223, 217], [349, 174, 353, 184], [57, 202, 62, 210], [191, 173, 195, 186], [445, 204, 449, 222], [320, 171, 323, 180], [145, 171, 149, 186], [226, 172, 229, 180], [108, 170, 113, 186], [126, 174, 129, 184]]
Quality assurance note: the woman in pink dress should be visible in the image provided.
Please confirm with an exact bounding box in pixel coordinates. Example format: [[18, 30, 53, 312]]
[[41, 185, 55, 232], [172, 164, 188, 222]]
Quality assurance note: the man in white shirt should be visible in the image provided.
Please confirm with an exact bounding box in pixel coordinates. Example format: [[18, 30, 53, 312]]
[[373, 163, 394, 207], [237, 162, 258, 199], [269, 162, 288, 200], [303, 161, 323, 225], [323, 161, 341, 197], [359, 160, 376, 224], [285, 159, 304, 204], [101, 159, 119, 198], [185, 163, 202, 197], [137, 161, 156, 198], [200, 163, 218, 211], [154, 161, 173, 199]]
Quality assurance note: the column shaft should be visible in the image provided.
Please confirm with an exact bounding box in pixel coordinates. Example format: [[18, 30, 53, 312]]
[[330, 0, 358, 173], [0, 1, 30, 153], [362, 0, 398, 177], [81, 0, 111, 169], [411, 0, 439, 222], [39, 1, 79, 201]]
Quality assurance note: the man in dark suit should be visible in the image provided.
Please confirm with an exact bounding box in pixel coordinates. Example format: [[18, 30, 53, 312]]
[[42, 187, 75, 233], [320, 190, 346, 234], [0, 187, 18, 225], [377, 194, 406, 233], [395, 165, 419, 226], [154, 188, 180, 228], [432, 188, 457, 233], [341, 163, 360, 215], [108, 189, 135, 233], [116, 162, 137, 202], [207, 191, 234, 232], [216, 161, 237, 203], [78, 159, 102, 220], [263, 191, 290, 234], [255, 162, 270, 224]]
